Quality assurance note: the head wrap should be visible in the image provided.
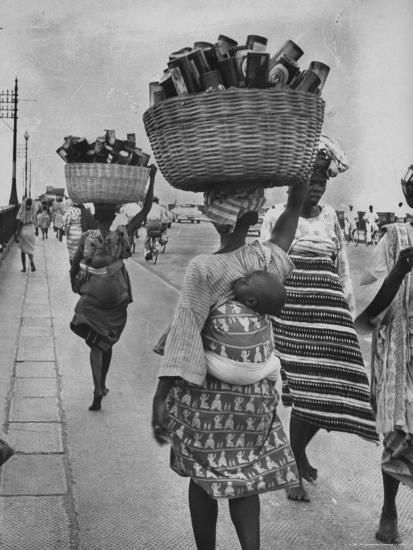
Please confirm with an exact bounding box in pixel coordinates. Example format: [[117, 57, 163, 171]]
[[204, 188, 265, 231], [16, 198, 36, 225], [314, 134, 349, 178]]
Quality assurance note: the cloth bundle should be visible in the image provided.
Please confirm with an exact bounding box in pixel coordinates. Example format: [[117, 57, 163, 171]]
[[203, 187, 265, 231]]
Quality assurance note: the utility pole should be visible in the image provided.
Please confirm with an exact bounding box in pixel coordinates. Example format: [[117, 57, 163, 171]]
[[0, 78, 18, 204], [24, 131, 29, 199]]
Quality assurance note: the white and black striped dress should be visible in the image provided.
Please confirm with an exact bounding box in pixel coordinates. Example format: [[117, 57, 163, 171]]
[[262, 204, 378, 442]]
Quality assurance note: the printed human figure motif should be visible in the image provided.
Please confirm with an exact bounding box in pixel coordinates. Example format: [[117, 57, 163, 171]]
[[224, 482, 235, 497], [194, 463, 204, 477], [235, 433, 246, 448], [214, 414, 224, 429], [169, 402, 178, 417], [263, 341, 270, 357], [199, 393, 210, 409], [236, 450, 248, 463], [226, 433, 235, 447], [246, 417, 256, 430], [286, 465, 297, 482], [240, 350, 250, 362], [271, 430, 283, 448], [234, 397, 244, 411], [219, 345, 228, 358], [176, 425, 185, 439], [218, 451, 227, 468], [265, 455, 276, 470], [224, 414, 235, 430], [248, 449, 256, 462], [204, 433, 216, 449], [257, 476, 266, 491], [245, 397, 256, 413], [236, 467, 248, 480], [275, 470, 285, 485], [253, 461, 265, 474], [193, 433, 203, 448], [246, 480, 254, 492], [211, 483, 221, 497], [207, 453, 218, 468], [192, 412, 201, 429], [209, 342, 217, 352], [254, 346, 263, 363], [181, 391, 191, 406], [210, 393, 223, 411], [182, 409, 191, 423], [217, 318, 229, 332]]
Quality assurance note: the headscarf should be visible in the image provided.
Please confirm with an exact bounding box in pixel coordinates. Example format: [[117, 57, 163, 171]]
[[314, 134, 349, 178], [204, 188, 265, 231], [16, 198, 36, 225]]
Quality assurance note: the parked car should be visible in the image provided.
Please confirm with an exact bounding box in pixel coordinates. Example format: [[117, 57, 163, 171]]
[[171, 204, 202, 223], [247, 215, 263, 237]]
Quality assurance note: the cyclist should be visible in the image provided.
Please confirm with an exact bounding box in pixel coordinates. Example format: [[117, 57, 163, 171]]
[[364, 205, 380, 245], [144, 196, 169, 260]]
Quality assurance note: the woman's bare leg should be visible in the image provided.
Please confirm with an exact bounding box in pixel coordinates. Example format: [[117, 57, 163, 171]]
[[89, 345, 104, 411], [188, 479, 218, 550], [28, 253, 35, 271], [375, 470, 401, 544], [20, 252, 26, 272], [229, 494, 260, 550], [101, 347, 112, 395]]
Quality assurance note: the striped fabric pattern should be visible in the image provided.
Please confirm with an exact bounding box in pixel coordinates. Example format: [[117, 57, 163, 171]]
[[203, 188, 265, 230], [272, 250, 378, 441], [63, 206, 83, 261]]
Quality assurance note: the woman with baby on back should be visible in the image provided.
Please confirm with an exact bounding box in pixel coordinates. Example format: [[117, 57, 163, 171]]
[[151, 176, 308, 550]]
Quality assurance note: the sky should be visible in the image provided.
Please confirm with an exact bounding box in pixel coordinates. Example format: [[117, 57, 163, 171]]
[[0, 0, 413, 211]]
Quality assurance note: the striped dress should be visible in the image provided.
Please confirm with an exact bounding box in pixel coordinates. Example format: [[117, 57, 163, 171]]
[[159, 240, 300, 498], [261, 204, 378, 441]]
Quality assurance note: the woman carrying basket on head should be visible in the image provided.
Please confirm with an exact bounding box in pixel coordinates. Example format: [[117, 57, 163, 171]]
[[260, 136, 378, 503], [69, 165, 157, 411], [151, 177, 308, 550]]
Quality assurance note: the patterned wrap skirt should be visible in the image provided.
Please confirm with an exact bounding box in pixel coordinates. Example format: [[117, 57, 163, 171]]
[[271, 250, 378, 442], [165, 376, 299, 499]]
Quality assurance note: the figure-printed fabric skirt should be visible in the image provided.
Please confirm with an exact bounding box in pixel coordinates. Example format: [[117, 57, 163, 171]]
[[271, 250, 378, 442], [166, 375, 299, 499]]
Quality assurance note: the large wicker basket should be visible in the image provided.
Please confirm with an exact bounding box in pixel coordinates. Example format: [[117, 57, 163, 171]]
[[64, 163, 150, 204], [143, 88, 325, 193]]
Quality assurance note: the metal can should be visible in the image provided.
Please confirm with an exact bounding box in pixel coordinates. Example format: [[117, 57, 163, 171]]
[[193, 41, 214, 50], [268, 54, 300, 86], [199, 70, 223, 91], [160, 70, 178, 98], [217, 57, 240, 88], [167, 65, 189, 96], [291, 70, 321, 93], [245, 52, 270, 88], [168, 56, 200, 93], [246, 35, 268, 52], [118, 150, 131, 165], [187, 49, 211, 89], [308, 61, 330, 93], [126, 133, 136, 146], [216, 34, 238, 56]]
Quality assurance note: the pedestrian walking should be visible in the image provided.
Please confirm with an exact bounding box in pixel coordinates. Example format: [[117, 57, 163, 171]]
[[69, 165, 156, 411], [364, 204, 380, 245], [15, 197, 37, 272], [343, 204, 358, 242], [36, 203, 52, 239], [144, 196, 169, 260], [152, 177, 307, 550], [260, 135, 378, 502], [355, 164, 413, 546], [52, 197, 65, 241], [63, 201, 96, 264]]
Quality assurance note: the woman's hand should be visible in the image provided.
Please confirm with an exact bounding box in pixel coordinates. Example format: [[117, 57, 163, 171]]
[[394, 247, 413, 275], [152, 396, 169, 445], [14, 233, 19, 243]]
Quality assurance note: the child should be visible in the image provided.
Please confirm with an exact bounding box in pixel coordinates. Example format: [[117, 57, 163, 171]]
[[202, 270, 286, 385]]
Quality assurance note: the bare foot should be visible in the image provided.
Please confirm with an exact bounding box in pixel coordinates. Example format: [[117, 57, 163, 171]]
[[287, 484, 311, 502], [301, 454, 318, 482], [375, 513, 401, 544], [89, 394, 103, 411]]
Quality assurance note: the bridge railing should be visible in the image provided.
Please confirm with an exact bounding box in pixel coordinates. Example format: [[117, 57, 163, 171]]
[[0, 204, 18, 255]]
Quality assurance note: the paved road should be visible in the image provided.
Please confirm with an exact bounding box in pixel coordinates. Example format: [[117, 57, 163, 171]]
[[0, 223, 412, 549]]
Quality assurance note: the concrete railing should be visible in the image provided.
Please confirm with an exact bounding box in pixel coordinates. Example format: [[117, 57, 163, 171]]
[[0, 204, 18, 262]]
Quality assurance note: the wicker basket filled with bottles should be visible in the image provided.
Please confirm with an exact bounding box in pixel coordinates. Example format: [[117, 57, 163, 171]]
[[64, 163, 150, 204], [58, 131, 151, 204], [143, 87, 325, 192]]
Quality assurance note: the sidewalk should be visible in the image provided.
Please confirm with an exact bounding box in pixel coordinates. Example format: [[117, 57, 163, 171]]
[[0, 237, 412, 549]]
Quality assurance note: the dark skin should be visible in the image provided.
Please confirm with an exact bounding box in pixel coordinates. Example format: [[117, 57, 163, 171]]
[[70, 165, 156, 411], [151, 177, 308, 550], [354, 179, 413, 546]]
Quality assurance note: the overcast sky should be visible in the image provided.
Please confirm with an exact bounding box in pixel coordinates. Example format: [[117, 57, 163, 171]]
[[1, 0, 413, 211]]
